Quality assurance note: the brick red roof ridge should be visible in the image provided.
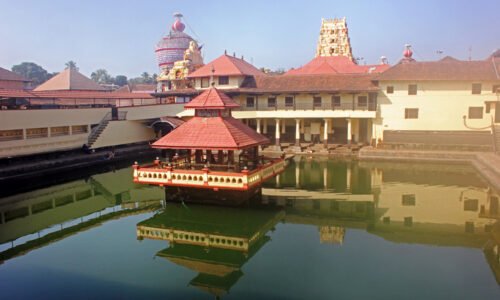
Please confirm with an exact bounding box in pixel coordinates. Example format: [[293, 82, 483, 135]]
[[184, 87, 240, 109], [0, 67, 30, 82], [188, 54, 265, 78], [377, 58, 500, 81], [285, 56, 390, 75], [0, 89, 153, 99]]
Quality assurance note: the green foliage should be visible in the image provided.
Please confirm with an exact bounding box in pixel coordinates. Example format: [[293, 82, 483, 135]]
[[11, 62, 52, 85], [114, 75, 128, 86], [65, 61, 78, 71], [90, 69, 112, 84]]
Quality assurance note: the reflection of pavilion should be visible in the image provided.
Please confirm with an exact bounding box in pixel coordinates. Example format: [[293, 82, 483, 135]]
[[137, 204, 284, 297]]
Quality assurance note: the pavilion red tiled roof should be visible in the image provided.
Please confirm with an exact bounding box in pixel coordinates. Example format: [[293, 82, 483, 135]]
[[285, 56, 390, 75], [153, 87, 268, 150], [188, 54, 265, 78], [0, 67, 30, 82], [152, 117, 269, 150], [184, 88, 239, 109]]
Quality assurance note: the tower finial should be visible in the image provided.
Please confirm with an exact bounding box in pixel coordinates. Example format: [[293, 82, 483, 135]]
[[210, 65, 215, 87]]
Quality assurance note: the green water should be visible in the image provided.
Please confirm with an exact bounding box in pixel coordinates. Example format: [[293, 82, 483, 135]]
[[0, 157, 499, 299]]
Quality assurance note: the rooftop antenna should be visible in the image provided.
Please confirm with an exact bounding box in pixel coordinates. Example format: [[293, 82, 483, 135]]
[[468, 46, 472, 61], [436, 50, 444, 59]]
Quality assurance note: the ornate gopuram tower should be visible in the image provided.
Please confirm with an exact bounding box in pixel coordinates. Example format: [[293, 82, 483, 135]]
[[315, 17, 353, 59]]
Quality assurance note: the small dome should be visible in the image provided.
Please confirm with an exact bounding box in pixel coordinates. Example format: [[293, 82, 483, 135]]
[[172, 19, 185, 32], [403, 44, 413, 58]]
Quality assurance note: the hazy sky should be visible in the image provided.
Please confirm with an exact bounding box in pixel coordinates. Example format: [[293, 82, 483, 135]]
[[0, 0, 499, 78]]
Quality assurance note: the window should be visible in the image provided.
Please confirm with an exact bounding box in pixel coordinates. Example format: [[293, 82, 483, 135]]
[[402, 194, 416, 206], [408, 84, 418, 95], [465, 221, 474, 233], [218, 76, 229, 85], [404, 108, 419, 119], [246, 97, 255, 108], [386, 86, 394, 94], [201, 77, 209, 88], [332, 95, 341, 107], [492, 84, 500, 94], [285, 96, 294, 107], [463, 199, 479, 211], [468, 107, 483, 119], [267, 97, 276, 107], [471, 83, 482, 95], [357, 96, 367, 107], [313, 96, 322, 108]]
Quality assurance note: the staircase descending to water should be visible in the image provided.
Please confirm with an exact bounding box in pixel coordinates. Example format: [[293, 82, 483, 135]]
[[88, 111, 127, 148]]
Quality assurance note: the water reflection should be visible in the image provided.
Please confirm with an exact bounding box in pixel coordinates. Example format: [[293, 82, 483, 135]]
[[0, 157, 499, 297], [137, 204, 284, 297], [0, 167, 164, 261]]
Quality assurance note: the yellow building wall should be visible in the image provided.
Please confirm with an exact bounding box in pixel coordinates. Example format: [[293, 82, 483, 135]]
[[194, 76, 244, 89], [378, 80, 498, 131], [377, 182, 494, 228]]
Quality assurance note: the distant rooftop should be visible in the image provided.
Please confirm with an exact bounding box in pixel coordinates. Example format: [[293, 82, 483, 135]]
[[34, 68, 105, 91]]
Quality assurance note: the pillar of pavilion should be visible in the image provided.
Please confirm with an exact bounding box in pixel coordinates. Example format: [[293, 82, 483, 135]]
[[151, 87, 270, 170]]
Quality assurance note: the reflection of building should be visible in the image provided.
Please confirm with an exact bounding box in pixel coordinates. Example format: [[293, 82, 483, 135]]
[[0, 167, 163, 262], [137, 204, 284, 297], [319, 226, 345, 244]]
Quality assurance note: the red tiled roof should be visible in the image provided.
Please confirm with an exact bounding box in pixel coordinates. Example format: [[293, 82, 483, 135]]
[[152, 116, 269, 150], [188, 54, 265, 78], [34, 68, 105, 91], [377, 58, 500, 81], [0, 67, 29, 82], [184, 88, 239, 109], [115, 84, 156, 93], [285, 56, 390, 75], [0, 89, 153, 99], [241, 74, 379, 93]]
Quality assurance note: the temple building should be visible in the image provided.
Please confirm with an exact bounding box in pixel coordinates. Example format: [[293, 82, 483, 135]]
[[155, 13, 204, 93], [316, 17, 353, 59], [156, 15, 500, 152]]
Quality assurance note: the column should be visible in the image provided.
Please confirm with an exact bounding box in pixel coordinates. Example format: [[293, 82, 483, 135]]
[[275, 119, 280, 146], [323, 119, 329, 146], [22, 128, 26, 140], [347, 118, 352, 144], [346, 166, 351, 191], [295, 160, 300, 188], [295, 119, 301, 145], [281, 120, 286, 134], [371, 120, 377, 146], [263, 119, 268, 134], [256, 118, 261, 134], [217, 150, 224, 164], [323, 166, 328, 189]]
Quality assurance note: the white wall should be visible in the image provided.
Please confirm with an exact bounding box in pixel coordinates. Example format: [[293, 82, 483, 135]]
[[91, 120, 156, 149]]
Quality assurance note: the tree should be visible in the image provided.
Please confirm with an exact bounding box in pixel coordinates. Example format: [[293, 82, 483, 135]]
[[65, 61, 78, 71], [90, 69, 112, 84], [141, 72, 151, 84], [114, 75, 128, 86], [11, 62, 52, 86]]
